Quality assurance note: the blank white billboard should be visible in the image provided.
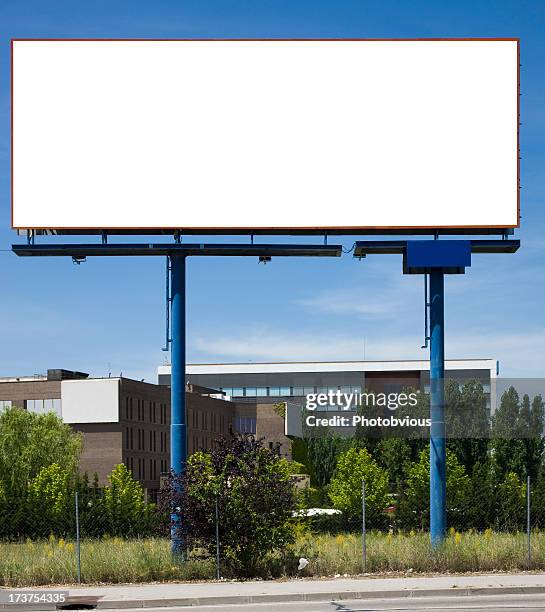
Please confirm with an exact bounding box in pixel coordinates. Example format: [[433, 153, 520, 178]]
[[11, 39, 519, 231]]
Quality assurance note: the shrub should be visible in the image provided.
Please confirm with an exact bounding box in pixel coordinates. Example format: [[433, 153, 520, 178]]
[[159, 434, 299, 577]]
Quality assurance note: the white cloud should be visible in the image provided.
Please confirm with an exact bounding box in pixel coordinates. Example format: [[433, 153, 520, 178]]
[[191, 328, 545, 377], [293, 274, 422, 318]]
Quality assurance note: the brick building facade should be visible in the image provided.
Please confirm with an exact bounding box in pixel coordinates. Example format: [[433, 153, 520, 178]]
[[0, 369, 288, 495]]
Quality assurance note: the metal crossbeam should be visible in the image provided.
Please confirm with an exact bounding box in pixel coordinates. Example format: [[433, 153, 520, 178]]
[[12, 243, 342, 258], [353, 239, 520, 258]]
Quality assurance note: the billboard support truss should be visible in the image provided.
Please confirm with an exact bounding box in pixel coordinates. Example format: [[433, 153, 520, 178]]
[[12, 240, 341, 556], [354, 238, 519, 546]]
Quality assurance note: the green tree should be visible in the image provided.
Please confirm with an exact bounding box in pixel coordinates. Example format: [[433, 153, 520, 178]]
[[495, 471, 526, 531], [375, 438, 412, 494], [446, 379, 490, 474], [306, 435, 356, 488], [490, 388, 544, 481], [28, 463, 72, 535], [464, 459, 498, 530], [400, 446, 471, 530], [102, 463, 152, 536], [328, 447, 389, 524], [0, 407, 82, 497], [521, 395, 544, 481]]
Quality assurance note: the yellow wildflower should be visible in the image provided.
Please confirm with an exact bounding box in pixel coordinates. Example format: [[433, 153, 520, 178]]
[[454, 532, 462, 544], [58, 538, 65, 548]]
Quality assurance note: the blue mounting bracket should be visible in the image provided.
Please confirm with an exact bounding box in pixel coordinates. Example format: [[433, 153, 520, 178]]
[[404, 240, 471, 274], [354, 239, 520, 275]]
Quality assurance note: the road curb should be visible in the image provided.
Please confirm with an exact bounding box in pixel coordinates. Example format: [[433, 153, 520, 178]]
[[4, 584, 545, 611], [93, 585, 545, 608]]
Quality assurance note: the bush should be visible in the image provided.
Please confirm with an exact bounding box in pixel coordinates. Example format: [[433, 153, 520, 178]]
[[159, 434, 299, 577]]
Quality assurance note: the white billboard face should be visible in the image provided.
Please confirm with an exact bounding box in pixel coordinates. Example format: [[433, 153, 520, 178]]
[[12, 39, 519, 231]]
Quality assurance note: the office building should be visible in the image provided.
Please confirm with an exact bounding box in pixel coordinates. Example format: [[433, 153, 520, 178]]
[[158, 359, 498, 406], [0, 369, 255, 496]]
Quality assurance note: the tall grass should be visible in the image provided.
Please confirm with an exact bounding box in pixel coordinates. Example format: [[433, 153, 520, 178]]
[[293, 529, 543, 576], [1, 530, 544, 587], [0, 535, 214, 587]]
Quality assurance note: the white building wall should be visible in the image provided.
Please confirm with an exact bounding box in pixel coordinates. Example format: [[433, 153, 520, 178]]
[[61, 378, 120, 423]]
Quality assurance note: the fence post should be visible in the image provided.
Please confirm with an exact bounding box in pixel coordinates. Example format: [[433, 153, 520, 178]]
[[527, 475, 531, 570], [362, 480, 366, 574], [215, 496, 220, 580], [75, 492, 82, 583]]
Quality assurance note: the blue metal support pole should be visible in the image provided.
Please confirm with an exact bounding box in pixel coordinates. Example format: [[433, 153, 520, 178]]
[[170, 255, 187, 556], [429, 269, 446, 546]]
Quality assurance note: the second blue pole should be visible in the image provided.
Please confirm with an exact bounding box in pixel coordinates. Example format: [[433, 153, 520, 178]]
[[429, 269, 446, 546], [170, 255, 187, 556]]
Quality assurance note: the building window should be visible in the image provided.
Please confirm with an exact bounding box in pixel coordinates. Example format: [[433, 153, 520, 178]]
[[0, 400, 12, 412], [245, 387, 257, 397], [234, 416, 256, 434], [232, 387, 244, 397], [25, 399, 62, 415], [269, 387, 280, 397], [256, 387, 267, 397], [125, 397, 129, 419]]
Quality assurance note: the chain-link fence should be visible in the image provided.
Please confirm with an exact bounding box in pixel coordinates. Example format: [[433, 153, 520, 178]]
[[3, 478, 545, 586]]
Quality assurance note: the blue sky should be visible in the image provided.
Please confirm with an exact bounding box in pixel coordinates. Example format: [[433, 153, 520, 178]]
[[0, 0, 544, 381]]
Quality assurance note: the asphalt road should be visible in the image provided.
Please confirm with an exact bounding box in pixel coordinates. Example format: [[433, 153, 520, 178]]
[[106, 592, 545, 611]]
